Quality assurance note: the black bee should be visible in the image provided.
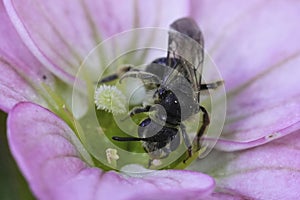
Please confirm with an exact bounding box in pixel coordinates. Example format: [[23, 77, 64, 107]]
[[99, 18, 222, 166]]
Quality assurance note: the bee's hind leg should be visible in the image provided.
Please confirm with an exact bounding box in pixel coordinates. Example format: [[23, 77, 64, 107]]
[[180, 124, 192, 163], [200, 80, 224, 90], [182, 106, 210, 164], [194, 106, 210, 150]]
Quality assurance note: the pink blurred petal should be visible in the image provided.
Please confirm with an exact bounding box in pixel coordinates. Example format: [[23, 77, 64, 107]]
[[191, 0, 264, 52], [193, 1, 300, 141], [197, 130, 300, 199], [3, 0, 189, 85], [8, 102, 215, 200], [0, 61, 37, 112], [0, 1, 54, 112]]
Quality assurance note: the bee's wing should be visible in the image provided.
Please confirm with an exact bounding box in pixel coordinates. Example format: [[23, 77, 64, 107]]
[[166, 17, 204, 101]]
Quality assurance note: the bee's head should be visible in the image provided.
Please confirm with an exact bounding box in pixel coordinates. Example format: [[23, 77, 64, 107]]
[[153, 87, 179, 107], [153, 87, 169, 102]]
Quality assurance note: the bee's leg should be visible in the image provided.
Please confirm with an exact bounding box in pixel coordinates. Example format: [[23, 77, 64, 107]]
[[180, 124, 192, 163], [147, 148, 171, 168], [148, 158, 155, 169], [159, 147, 172, 159], [121, 105, 152, 121], [120, 71, 160, 89], [169, 133, 180, 151], [98, 65, 137, 83], [98, 74, 119, 83], [128, 105, 151, 117], [147, 159, 154, 168], [194, 106, 210, 150], [200, 80, 223, 90]]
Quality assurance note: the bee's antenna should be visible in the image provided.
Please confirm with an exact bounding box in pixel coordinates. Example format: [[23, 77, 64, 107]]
[[112, 136, 147, 142]]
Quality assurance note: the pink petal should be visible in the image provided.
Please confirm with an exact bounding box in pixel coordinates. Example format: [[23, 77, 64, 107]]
[[196, 130, 300, 199], [4, 0, 190, 85], [191, 0, 262, 52], [0, 61, 37, 112], [223, 55, 300, 141], [8, 102, 215, 200], [193, 1, 300, 141], [0, 2, 54, 112], [211, 120, 300, 151]]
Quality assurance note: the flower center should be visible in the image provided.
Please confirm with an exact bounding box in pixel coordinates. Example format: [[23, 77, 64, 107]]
[[71, 28, 227, 172]]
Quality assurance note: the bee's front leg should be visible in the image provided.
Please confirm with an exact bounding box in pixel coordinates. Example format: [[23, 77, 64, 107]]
[[120, 105, 154, 122], [119, 71, 161, 90], [128, 105, 152, 117]]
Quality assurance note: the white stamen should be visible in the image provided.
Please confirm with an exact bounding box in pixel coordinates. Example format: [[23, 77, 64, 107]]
[[94, 85, 127, 114], [106, 148, 119, 165]]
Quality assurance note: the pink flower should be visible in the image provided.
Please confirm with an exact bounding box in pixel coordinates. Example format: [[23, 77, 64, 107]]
[[1, 0, 300, 199]]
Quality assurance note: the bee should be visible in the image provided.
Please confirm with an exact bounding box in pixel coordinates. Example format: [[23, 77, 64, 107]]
[[99, 18, 222, 167]]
